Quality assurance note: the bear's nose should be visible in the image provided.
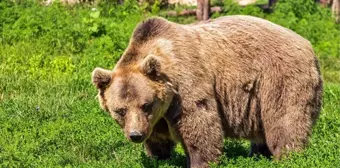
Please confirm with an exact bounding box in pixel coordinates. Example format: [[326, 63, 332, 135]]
[[129, 131, 144, 143]]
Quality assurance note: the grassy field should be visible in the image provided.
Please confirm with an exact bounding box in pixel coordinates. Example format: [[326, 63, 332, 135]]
[[0, 0, 339, 167]]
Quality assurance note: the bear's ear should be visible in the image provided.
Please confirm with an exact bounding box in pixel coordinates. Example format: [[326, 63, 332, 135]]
[[92, 68, 113, 89], [140, 55, 161, 79]]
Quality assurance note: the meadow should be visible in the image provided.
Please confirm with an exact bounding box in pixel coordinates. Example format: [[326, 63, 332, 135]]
[[0, 0, 339, 167]]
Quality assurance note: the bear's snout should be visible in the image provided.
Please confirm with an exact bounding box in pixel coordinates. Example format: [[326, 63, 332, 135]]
[[129, 131, 145, 143], [124, 110, 151, 143]]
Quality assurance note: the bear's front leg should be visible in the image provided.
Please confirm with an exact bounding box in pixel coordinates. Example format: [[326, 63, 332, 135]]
[[144, 139, 175, 160], [144, 118, 175, 160], [177, 108, 224, 168]]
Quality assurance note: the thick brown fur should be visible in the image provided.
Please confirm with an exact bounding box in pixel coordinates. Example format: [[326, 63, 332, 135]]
[[92, 16, 323, 168]]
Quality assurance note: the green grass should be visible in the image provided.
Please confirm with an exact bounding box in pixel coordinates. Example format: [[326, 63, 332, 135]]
[[0, 0, 339, 167], [255, 0, 269, 5]]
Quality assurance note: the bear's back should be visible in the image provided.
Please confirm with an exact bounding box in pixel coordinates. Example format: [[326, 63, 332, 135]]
[[173, 15, 318, 79]]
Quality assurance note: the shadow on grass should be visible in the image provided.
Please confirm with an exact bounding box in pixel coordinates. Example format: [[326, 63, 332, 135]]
[[223, 140, 273, 161], [141, 151, 186, 168], [141, 140, 250, 168], [223, 140, 249, 158]]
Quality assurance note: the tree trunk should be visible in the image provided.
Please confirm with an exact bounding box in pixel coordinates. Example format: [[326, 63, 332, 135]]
[[317, 0, 340, 22], [196, 0, 204, 21], [203, 0, 210, 20], [332, 0, 340, 22], [196, 0, 210, 21]]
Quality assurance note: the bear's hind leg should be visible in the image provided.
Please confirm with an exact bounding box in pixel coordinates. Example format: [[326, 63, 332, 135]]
[[249, 141, 272, 158], [265, 124, 309, 160]]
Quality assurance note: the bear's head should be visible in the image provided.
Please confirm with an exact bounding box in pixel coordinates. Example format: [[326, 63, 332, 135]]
[[92, 54, 176, 143]]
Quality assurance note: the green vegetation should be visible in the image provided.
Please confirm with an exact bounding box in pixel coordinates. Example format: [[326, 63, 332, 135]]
[[0, 0, 339, 167]]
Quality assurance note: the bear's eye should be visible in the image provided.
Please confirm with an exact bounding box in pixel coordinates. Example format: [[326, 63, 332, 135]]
[[141, 103, 153, 113], [114, 108, 127, 117]]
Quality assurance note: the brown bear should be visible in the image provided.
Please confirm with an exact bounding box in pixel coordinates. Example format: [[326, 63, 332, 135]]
[[91, 15, 323, 168]]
